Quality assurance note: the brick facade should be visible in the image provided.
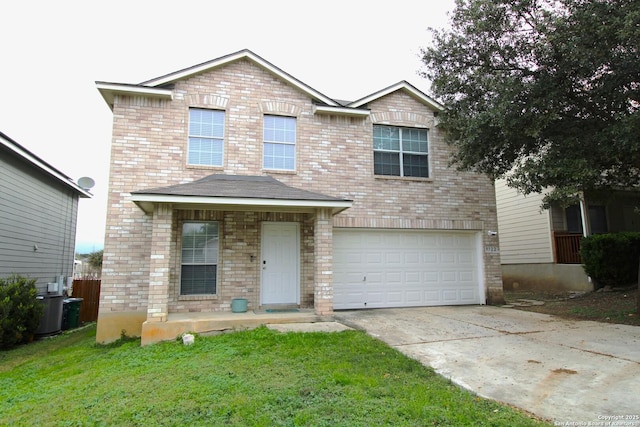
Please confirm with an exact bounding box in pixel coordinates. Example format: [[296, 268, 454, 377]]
[[95, 52, 503, 343]]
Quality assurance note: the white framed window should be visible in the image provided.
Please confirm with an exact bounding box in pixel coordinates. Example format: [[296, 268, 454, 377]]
[[373, 125, 429, 178], [180, 222, 219, 295], [263, 115, 296, 170], [188, 108, 224, 166]]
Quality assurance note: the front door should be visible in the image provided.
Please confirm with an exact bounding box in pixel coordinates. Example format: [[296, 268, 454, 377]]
[[261, 222, 299, 305]]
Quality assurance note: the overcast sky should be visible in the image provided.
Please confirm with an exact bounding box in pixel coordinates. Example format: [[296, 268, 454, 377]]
[[0, 0, 456, 253]]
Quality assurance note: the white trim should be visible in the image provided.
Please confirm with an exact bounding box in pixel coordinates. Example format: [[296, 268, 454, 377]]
[[313, 105, 370, 117], [96, 82, 174, 110], [0, 133, 92, 198], [475, 231, 487, 305], [130, 193, 352, 214]]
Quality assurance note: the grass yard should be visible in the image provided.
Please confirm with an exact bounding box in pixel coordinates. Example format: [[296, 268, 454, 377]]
[[0, 325, 549, 426]]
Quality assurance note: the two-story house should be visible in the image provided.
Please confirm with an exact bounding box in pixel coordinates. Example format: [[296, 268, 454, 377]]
[[1, 131, 92, 291], [95, 49, 503, 345]]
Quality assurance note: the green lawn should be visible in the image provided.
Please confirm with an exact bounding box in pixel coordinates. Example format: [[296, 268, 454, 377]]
[[0, 325, 549, 426]]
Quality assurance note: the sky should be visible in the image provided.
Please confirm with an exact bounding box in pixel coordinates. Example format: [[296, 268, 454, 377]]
[[0, 0, 456, 254]]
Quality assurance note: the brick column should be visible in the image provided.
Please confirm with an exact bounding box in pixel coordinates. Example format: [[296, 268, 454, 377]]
[[314, 208, 334, 315], [146, 203, 173, 322]]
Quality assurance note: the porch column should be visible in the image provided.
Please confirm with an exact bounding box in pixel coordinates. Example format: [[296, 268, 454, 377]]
[[579, 193, 592, 237], [314, 208, 334, 315], [146, 203, 173, 322]]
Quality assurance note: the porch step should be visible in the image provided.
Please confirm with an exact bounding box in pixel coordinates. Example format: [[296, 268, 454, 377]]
[[259, 304, 300, 312], [141, 310, 327, 345]]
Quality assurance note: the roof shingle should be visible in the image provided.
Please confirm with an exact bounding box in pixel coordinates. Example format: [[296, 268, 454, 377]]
[[132, 174, 350, 203]]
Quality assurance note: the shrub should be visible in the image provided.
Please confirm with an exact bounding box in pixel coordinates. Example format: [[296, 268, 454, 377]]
[[0, 274, 44, 349], [581, 232, 640, 289]]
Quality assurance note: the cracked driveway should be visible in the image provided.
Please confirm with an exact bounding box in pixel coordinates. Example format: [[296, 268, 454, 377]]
[[335, 306, 640, 424]]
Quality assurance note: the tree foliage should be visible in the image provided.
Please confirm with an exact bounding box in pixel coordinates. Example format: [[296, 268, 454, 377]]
[[87, 250, 103, 271], [421, 0, 640, 205], [76, 250, 103, 277]]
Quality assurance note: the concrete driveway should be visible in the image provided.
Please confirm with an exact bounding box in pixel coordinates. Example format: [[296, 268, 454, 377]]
[[334, 306, 640, 424]]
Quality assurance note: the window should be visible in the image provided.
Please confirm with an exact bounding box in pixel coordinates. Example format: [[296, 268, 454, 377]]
[[263, 115, 296, 170], [188, 109, 224, 166], [566, 204, 608, 234], [181, 222, 219, 295], [373, 125, 429, 178]]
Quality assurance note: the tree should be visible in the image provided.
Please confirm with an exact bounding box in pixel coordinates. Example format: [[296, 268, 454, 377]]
[[420, 0, 640, 207], [76, 250, 103, 278], [421, 0, 640, 312], [87, 250, 103, 272]]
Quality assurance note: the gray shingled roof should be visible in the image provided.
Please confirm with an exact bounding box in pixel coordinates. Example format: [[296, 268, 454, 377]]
[[132, 174, 350, 202]]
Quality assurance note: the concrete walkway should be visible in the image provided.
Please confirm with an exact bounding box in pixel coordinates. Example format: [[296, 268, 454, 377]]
[[334, 306, 640, 425]]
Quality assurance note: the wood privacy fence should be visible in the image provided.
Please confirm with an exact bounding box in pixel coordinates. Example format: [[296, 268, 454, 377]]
[[71, 279, 101, 323]]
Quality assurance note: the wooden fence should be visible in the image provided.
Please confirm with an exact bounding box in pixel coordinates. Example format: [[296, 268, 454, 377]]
[[71, 279, 101, 323]]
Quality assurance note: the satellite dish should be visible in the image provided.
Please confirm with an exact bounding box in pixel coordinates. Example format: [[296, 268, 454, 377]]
[[78, 177, 95, 191]]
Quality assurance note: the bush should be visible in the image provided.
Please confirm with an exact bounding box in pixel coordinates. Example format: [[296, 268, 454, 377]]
[[581, 232, 640, 289], [0, 274, 44, 349]]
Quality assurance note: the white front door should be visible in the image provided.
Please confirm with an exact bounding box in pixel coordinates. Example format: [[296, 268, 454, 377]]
[[261, 222, 299, 305]]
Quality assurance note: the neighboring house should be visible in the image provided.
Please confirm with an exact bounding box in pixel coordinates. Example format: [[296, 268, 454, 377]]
[[0, 131, 92, 293], [95, 49, 503, 344], [495, 179, 640, 292]]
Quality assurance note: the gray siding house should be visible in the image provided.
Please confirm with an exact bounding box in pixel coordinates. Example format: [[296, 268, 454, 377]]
[[0, 131, 92, 293]]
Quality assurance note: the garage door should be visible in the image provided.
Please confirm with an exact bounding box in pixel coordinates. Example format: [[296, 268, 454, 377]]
[[333, 229, 483, 309]]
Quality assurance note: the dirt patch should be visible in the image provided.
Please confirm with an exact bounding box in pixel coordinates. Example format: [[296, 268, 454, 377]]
[[551, 368, 577, 375], [504, 286, 639, 326]]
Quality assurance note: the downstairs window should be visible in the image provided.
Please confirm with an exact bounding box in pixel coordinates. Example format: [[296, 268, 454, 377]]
[[180, 222, 219, 295]]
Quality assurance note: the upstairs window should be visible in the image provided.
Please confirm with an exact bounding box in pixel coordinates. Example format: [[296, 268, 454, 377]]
[[181, 222, 219, 295], [373, 125, 429, 178], [188, 109, 224, 166], [263, 115, 296, 171]]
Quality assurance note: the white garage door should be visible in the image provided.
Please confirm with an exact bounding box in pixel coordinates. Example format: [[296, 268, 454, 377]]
[[333, 229, 483, 309]]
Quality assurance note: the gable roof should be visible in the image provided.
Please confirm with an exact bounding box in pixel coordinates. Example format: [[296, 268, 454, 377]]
[[348, 81, 444, 112], [0, 131, 92, 198], [96, 49, 441, 115], [97, 49, 344, 111], [144, 49, 339, 106], [130, 174, 352, 215]]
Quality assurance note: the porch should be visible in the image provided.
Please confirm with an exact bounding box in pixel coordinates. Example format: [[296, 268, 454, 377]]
[[130, 174, 353, 345], [141, 309, 326, 345]]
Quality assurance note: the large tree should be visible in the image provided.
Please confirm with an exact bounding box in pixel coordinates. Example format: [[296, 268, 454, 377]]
[[421, 0, 640, 206]]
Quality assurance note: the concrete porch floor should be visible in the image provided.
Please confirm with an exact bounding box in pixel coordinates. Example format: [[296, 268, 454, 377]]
[[140, 309, 326, 345]]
